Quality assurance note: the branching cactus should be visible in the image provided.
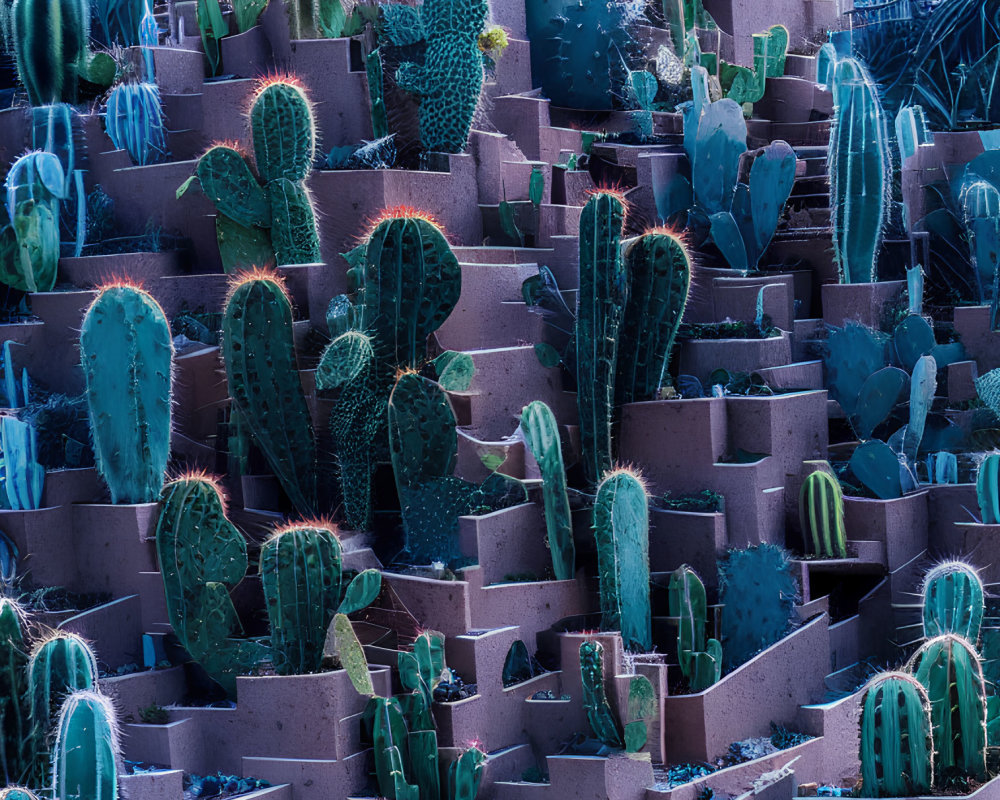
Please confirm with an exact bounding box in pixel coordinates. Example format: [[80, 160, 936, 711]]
[[396, 0, 487, 153], [105, 81, 168, 166], [922, 561, 984, 644], [577, 191, 627, 485], [667, 565, 722, 691], [616, 231, 691, 404], [910, 634, 987, 781], [52, 690, 119, 800], [594, 469, 651, 652], [222, 270, 317, 514], [799, 466, 848, 559], [260, 522, 343, 675], [860, 672, 933, 797], [976, 453, 1000, 524], [398, 629, 447, 731], [580, 640, 623, 748], [520, 401, 574, 580], [0, 598, 28, 784], [1, 150, 64, 293], [80, 283, 172, 504]]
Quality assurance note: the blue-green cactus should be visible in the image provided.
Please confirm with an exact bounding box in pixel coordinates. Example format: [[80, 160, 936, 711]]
[[52, 690, 119, 800], [105, 82, 167, 166], [0, 599, 28, 784], [579, 640, 623, 747], [977, 453, 1000, 524], [922, 561, 984, 643], [960, 178, 1000, 321], [1, 150, 63, 293], [0, 416, 44, 510], [860, 672, 933, 797]]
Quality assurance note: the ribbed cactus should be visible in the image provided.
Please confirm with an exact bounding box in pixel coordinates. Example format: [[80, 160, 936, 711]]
[[576, 191, 627, 485], [222, 271, 317, 514], [260, 522, 343, 675], [922, 561, 984, 644], [895, 105, 931, 164], [520, 401, 574, 581], [1, 150, 63, 293], [0, 598, 28, 784], [960, 179, 1000, 318], [579, 640, 623, 748], [12, 0, 86, 105], [829, 59, 890, 283], [594, 469, 651, 652], [667, 565, 722, 691], [977, 453, 1000, 524], [798, 467, 848, 559], [52, 690, 119, 800], [80, 283, 173, 504], [910, 634, 987, 780], [396, 0, 487, 152], [105, 81, 167, 166], [616, 231, 691, 404], [860, 672, 933, 797]]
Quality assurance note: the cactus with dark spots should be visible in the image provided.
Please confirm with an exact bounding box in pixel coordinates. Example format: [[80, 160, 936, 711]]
[[615, 231, 691, 404], [594, 469, 651, 652], [668, 565, 721, 691], [222, 272, 317, 514], [922, 562, 984, 644], [260, 523, 343, 675], [799, 466, 848, 559], [860, 672, 933, 797], [580, 640, 623, 748], [52, 690, 119, 800], [576, 191, 627, 485], [80, 283, 173, 504], [0, 598, 28, 784], [520, 401, 574, 580], [105, 81, 167, 166]]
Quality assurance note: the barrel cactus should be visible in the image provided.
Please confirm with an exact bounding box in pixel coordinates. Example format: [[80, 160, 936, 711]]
[[0, 789, 40, 800], [799, 466, 848, 559], [51, 690, 119, 800], [922, 561, 984, 643]]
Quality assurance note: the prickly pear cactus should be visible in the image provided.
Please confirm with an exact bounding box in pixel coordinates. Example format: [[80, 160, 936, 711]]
[[860, 672, 933, 797], [579, 640, 623, 748], [332, 613, 374, 696], [922, 561, 984, 643], [1, 150, 63, 294], [799, 467, 848, 559], [52, 690, 120, 800], [80, 283, 173, 504]]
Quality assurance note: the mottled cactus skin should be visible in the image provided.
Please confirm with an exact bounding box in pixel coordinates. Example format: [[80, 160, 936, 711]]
[[332, 613, 374, 696], [260, 523, 343, 675], [624, 674, 657, 752], [0, 599, 28, 784], [12, 0, 87, 105], [860, 672, 933, 797], [667, 565, 721, 691], [80, 284, 173, 504], [576, 192, 627, 485], [52, 690, 119, 800], [395, 0, 487, 153], [910, 634, 987, 781], [594, 470, 651, 652], [222, 273, 317, 514], [922, 561, 984, 645], [579, 641, 623, 747], [1, 150, 63, 293], [799, 467, 848, 559]]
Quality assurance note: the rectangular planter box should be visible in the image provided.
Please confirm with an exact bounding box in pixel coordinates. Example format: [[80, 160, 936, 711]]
[[843, 491, 929, 571], [678, 331, 793, 384], [822, 281, 906, 330]]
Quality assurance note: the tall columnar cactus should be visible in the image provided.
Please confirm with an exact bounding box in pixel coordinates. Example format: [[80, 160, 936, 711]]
[[615, 231, 691, 404], [829, 59, 890, 283], [0, 598, 28, 784], [576, 191, 627, 485], [667, 565, 722, 691], [860, 672, 933, 797], [368, 696, 419, 799], [910, 634, 987, 780], [51, 690, 119, 800], [105, 81, 167, 166], [395, 0, 487, 153], [579, 641, 623, 748], [960, 179, 1000, 319], [260, 522, 343, 675], [183, 79, 320, 268], [1, 150, 64, 293], [798, 466, 848, 559], [922, 561, 984, 644], [222, 271, 317, 514], [594, 469, 651, 652], [520, 401, 574, 581], [80, 283, 173, 504], [977, 453, 1000, 524]]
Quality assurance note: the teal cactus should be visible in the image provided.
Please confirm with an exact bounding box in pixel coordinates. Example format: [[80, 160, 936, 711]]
[[51, 690, 119, 800], [260, 522, 343, 675], [959, 179, 1000, 320], [0, 598, 28, 784], [80, 283, 173, 504], [398, 629, 447, 731], [977, 453, 1000, 524], [799, 466, 847, 559], [668, 565, 722, 691], [520, 401, 574, 581], [903, 354, 936, 460], [593, 469, 651, 652], [860, 672, 933, 797], [850, 440, 904, 500], [395, 0, 487, 153], [579, 640, 623, 748], [0, 416, 45, 510], [910, 634, 987, 781], [368, 696, 418, 799], [691, 98, 746, 216], [615, 231, 691, 404], [222, 271, 317, 514], [922, 561, 984, 643], [13, 0, 86, 105], [448, 746, 486, 800], [410, 729, 441, 800], [829, 59, 891, 283], [895, 105, 931, 164], [1, 150, 63, 294], [0, 789, 40, 800], [927, 451, 958, 485], [105, 82, 167, 166], [576, 191, 627, 484]]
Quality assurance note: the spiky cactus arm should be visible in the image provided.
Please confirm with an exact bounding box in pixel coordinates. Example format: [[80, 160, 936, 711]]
[[860, 672, 933, 796], [250, 80, 315, 183], [922, 561, 985, 643]]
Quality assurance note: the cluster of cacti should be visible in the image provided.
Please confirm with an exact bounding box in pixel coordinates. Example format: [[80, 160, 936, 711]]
[[80, 283, 173, 504], [718, 25, 788, 107], [579, 640, 623, 748], [668, 565, 722, 691], [105, 81, 167, 166], [799, 465, 848, 559], [181, 79, 321, 269]]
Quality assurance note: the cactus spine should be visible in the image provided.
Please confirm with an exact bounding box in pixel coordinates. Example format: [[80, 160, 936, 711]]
[[52, 690, 119, 800], [977, 453, 1000, 524], [667, 565, 722, 691], [520, 401, 575, 581], [922, 561, 984, 643], [799, 467, 848, 559], [593, 469, 651, 652], [80, 283, 173, 504], [577, 191, 627, 485], [580, 640, 623, 747], [860, 672, 933, 797]]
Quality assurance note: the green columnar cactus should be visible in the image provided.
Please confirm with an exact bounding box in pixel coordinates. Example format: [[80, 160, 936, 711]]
[[448, 746, 486, 800], [860, 672, 933, 797], [260, 523, 342, 675], [798, 467, 848, 559], [594, 469, 651, 652], [960, 179, 1000, 319], [576, 191, 627, 485], [398, 630, 446, 721], [0, 599, 28, 784], [667, 565, 722, 691], [520, 401, 574, 581], [616, 231, 691, 404], [12, 0, 86, 105], [977, 453, 1000, 524], [1, 150, 63, 293], [410, 729, 441, 800], [80, 283, 173, 504], [580, 640, 623, 748], [396, 0, 487, 153], [922, 562, 984, 644], [829, 60, 890, 283], [222, 272, 317, 514], [623, 675, 657, 752], [369, 696, 419, 799], [910, 634, 987, 780], [51, 690, 119, 800]]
